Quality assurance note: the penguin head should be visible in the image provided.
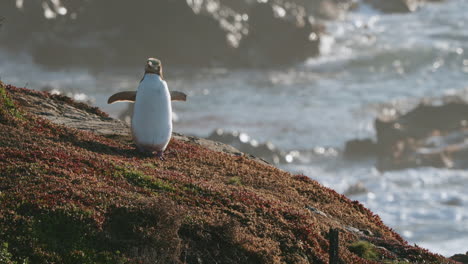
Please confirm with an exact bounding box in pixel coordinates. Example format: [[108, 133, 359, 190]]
[[145, 58, 162, 76]]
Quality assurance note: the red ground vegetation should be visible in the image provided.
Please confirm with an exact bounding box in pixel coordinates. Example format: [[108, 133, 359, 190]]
[[0, 82, 455, 263]]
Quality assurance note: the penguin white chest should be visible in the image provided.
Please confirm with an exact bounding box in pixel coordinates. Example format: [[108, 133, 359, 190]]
[[131, 74, 172, 152]]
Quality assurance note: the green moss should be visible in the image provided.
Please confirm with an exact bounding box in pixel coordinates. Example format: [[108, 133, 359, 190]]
[[183, 183, 205, 194], [113, 166, 175, 192], [142, 162, 157, 169], [1, 163, 47, 178], [228, 176, 242, 186], [348, 241, 379, 261], [0, 84, 23, 120], [0, 242, 26, 264]]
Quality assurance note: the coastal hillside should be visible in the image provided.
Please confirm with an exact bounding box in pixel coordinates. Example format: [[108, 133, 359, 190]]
[[0, 82, 454, 263]]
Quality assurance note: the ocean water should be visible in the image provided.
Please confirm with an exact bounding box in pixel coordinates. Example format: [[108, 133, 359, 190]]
[[2, 0, 468, 257]]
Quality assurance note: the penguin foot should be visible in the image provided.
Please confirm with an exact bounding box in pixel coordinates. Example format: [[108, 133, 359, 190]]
[[155, 151, 165, 161]]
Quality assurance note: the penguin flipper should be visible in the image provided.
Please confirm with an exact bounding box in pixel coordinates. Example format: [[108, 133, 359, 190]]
[[108, 91, 137, 104], [170, 91, 187, 101], [108, 90, 187, 104]]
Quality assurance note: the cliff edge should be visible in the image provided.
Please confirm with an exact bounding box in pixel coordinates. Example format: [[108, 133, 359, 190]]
[[0, 82, 454, 263]]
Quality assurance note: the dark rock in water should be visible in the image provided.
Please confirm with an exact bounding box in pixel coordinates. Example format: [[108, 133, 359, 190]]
[[218, 0, 358, 20], [4, 0, 230, 69], [441, 197, 463, 206], [303, 0, 359, 20], [236, 3, 320, 67], [344, 182, 369, 196], [0, 0, 324, 69], [450, 252, 468, 264], [377, 101, 468, 140], [364, 0, 417, 12], [207, 129, 298, 165], [344, 138, 377, 158], [346, 98, 468, 171], [364, 0, 444, 13], [374, 100, 468, 171]]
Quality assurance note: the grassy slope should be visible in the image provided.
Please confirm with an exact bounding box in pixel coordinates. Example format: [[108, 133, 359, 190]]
[[0, 82, 454, 264]]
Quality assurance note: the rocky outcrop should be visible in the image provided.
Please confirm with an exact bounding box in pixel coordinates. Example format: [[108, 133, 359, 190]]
[[1, 0, 231, 68], [345, 98, 468, 171], [375, 100, 468, 171], [215, 0, 357, 20], [344, 138, 377, 159], [0, 0, 324, 69], [364, 0, 444, 13], [7, 83, 261, 163], [0, 81, 454, 263], [451, 252, 468, 264], [236, 3, 320, 67]]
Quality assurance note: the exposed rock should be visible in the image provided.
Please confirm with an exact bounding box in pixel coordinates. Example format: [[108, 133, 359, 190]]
[[450, 252, 468, 264], [364, 0, 444, 13], [344, 138, 377, 159], [291, 0, 359, 19], [236, 2, 320, 67], [344, 182, 369, 196], [374, 99, 468, 171], [3, 0, 231, 69], [8, 86, 129, 137], [441, 197, 463, 206], [344, 98, 468, 171], [215, 0, 358, 20], [7, 86, 263, 163], [306, 205, 328, 217], [0, 0, 323, 69]]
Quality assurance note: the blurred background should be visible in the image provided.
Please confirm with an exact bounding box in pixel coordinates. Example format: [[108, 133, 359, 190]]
[[1, 0, 468, 257]]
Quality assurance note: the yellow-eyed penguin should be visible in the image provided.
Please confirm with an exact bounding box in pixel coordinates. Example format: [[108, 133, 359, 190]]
[[108, 58, 187, 160]]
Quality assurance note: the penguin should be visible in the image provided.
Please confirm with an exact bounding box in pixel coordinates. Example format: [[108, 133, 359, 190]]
[[108, 58, 187, 160]]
